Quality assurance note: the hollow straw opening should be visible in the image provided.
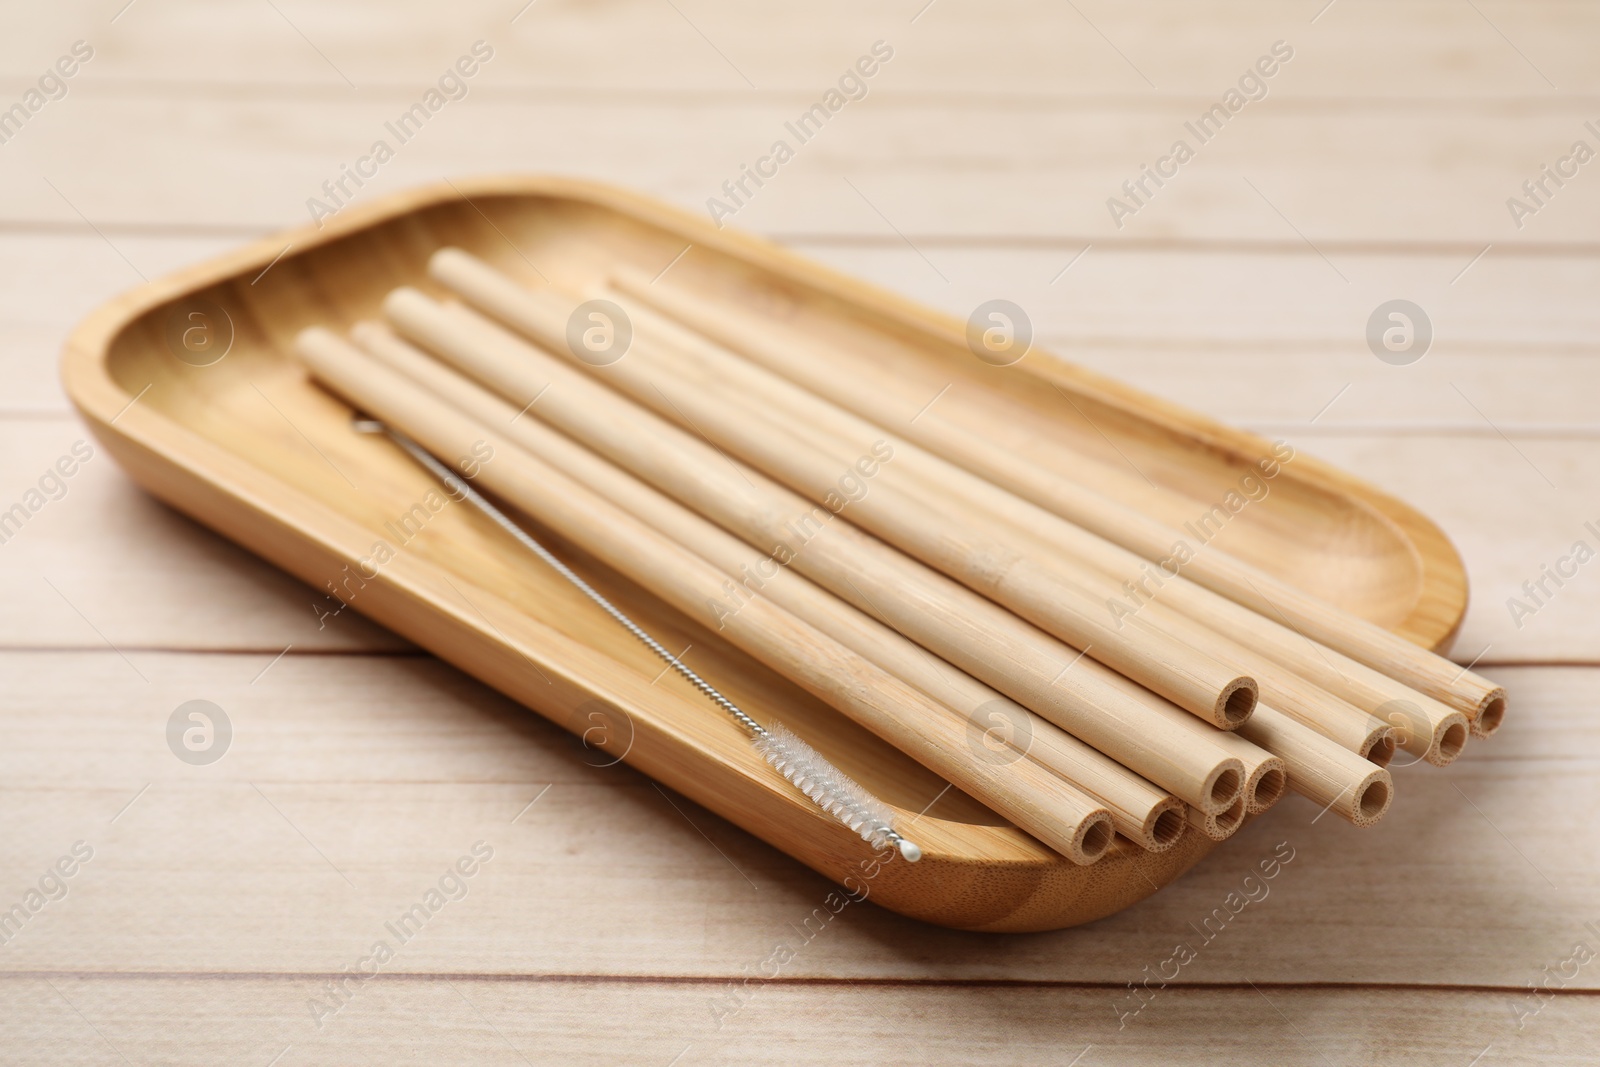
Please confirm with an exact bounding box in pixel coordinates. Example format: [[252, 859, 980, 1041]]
[[1213, 796, 1246, 834], [1150, 807, 1186, 849], [1358, 777, 1392, 822], [1220, 682, 1257, 726], [1251, 767, 1287, 811], [1476, 693, 1507, 736], [1209, 767, 1242, 808], [1365, 732, 1397, 767], [1438, 721, 1469, 762], [1079, 818, 1114, 862]]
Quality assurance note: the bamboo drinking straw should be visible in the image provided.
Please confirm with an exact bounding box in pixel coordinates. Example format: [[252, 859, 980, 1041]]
[[351, 321, 1189, 852], [359, 416, 926, 862], [295, 327, 1117, 865], [1187, 796, 1246, 842], [554, 288, 1403, 819], [608, 269, 1507, 737], [586, 316, 1400, 764], [571, 289, 1456, 767], [1114, 596, 1397, 766], [883, 447, 1468, 764], [1238, 706, 1394, 827], [559, 289, 1397, 824], [1098, 673, 1285, 816], [378, 290, 1247, 815], [623, 346, 1403, 767], [426, 250, 1258, 730], [892, 452, 1456, 764]]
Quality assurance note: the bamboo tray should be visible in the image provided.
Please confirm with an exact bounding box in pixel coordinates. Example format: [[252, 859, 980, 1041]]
[[60, 176, 1470, 932]]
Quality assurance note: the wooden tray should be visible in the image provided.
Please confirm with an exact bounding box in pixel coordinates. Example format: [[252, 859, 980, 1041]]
[[60, 176, 1470, 932]]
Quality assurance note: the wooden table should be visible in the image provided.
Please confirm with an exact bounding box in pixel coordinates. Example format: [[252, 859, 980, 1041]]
[[3, 2, 1597, 1063]]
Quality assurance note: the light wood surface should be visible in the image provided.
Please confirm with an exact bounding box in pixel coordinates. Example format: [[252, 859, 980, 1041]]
[[4, 1, 1596, 1062]]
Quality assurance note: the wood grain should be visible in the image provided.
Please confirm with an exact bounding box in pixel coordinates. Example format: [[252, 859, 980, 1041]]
[[1, 0, 1593, 1058], [8, 971, 1599, 1067], [7, 416, 1599, 661], [0, 653, 1591, 987], [5, 0, 1598, 97], [7, 238, 1600, 424], [4, 975, 1596, 1066], [7, 98, 1600, 244]]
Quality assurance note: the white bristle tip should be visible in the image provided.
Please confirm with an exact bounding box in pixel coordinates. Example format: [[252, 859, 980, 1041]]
[[898, 840, 922, 863]]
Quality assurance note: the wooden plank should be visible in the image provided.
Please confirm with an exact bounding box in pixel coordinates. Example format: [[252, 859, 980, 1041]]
[[0, 418, 406, 652], [795, 243, 1600, 432], [5, 0, 1597, 98], [9, 235, 1600, 427], [2, 95, 1599, 242], [4, 407, 1596, 658], [0, 234, 236, 414], [1287, 434, 1600, 663], [0, 651, 1592, 987], [2, 975, 1591, 1066]]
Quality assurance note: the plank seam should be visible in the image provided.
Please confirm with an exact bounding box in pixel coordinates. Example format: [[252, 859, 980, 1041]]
[[3, 972, 1598, 996]]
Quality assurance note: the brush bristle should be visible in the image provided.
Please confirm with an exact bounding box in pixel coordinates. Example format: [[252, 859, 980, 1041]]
[[752, 722, 909, 856]]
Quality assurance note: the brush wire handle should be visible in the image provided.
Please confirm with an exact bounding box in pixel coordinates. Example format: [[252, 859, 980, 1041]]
[[354, 418, 921, 862]]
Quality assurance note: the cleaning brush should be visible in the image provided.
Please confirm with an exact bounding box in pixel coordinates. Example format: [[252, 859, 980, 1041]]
[[354, 417, 922, 863], [752, 721, 919, 859]]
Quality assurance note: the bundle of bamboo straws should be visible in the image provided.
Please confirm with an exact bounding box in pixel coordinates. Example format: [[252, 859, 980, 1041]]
[[294, 247, 1506, 866]]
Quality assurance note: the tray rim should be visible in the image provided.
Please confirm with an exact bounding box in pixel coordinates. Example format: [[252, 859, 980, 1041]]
[[57, 174, 1471, 932]]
